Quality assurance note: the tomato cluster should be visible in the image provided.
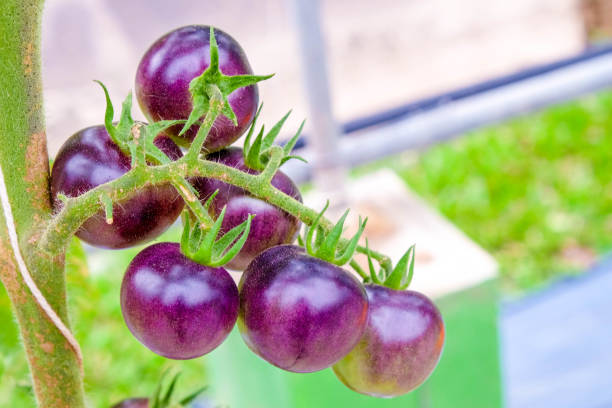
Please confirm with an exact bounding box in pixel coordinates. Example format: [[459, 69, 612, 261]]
[[51, 25, 445, 399]]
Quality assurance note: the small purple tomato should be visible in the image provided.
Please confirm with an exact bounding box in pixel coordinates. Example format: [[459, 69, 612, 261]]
[[120, 242, 239, 359], [135, 25, 258, 151], [50, 125, 184, 249], [238, 245, 369, 373], [192, 147, 302, 270], [111, 398, 148, 408], [332, 285, 445, 398]]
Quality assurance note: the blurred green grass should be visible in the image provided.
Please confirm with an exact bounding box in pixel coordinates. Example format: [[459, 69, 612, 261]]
[[386, 91, 612, 290], [2, 90, 612, 405]]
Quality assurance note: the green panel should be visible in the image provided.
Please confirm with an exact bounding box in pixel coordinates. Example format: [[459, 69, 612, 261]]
[[421, 280, 502, 408], [205, 280, 501, 408], [205, 328, 294, 408]]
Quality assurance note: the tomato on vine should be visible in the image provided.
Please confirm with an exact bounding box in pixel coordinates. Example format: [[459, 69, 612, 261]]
[[333, 285, 445, 397], [238, 244, 369, 373], [50, 125, 184, 249], [120, 242, 239, 360], [135, 25, 259, 151]]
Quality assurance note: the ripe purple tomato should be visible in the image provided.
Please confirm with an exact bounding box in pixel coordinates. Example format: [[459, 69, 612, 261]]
[[238, 245, 369, 373], [121, 242, 239, 360], [332, 285, 445, 397], [111, 398, 148, 408], [135, 25, 258, 151], [50, 125, 184, 249], [192, 147, 302, 270]]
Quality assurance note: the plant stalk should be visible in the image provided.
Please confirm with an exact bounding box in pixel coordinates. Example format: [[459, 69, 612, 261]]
[[0, 1, 86, 407]]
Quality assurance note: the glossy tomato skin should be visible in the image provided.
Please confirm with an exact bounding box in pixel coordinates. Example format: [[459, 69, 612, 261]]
[[192, 147, 302, 270], [111, 398, 148, 408], [50, 125, 184, 249], [333, 285, 445, 398], [121, 242, 239, 360], [135, 25, 258, 151], [238, 245, 369, 373]]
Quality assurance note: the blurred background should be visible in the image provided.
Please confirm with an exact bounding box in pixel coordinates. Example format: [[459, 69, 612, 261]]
[[2, 0, 612, 406]]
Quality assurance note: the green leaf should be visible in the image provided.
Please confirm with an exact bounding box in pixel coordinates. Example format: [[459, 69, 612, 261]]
[[161, 372, 181, 406]]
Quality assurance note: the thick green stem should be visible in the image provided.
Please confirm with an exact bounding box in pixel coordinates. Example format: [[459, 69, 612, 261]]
[[0, 1, 86, 407]]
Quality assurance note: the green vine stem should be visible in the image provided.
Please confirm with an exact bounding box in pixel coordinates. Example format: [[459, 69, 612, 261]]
[[0, 0, 87, 407], [39, 136, 391, 271]]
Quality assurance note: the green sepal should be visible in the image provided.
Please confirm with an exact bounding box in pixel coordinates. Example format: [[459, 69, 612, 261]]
[[365, 239, 384, 285], [179, 27, 272, 139], [335, 215, 368, 265], [148, 369, 208, 408], [383, 245, 416, 290], [94, 80, 131, 155], [180, 190, 254, 267], [142, 120, 187, 164], [303, 202, 367, 266], [280, 119, 307, 166], [178, 386, 208, 406], [95, 80, 186, 166], [243, 107, 307, 171]]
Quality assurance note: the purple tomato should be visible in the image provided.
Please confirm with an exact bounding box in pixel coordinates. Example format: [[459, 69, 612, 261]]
[[111, 398, 148, 408], [121, 242, 238, 359], [50, 125, 184, 249], [238, 245, 368, 373], [332, 285, 445, 397], [192, 147, 302, 270], [135, 25, 258, 151]]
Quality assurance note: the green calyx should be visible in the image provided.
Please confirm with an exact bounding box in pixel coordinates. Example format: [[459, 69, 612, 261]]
[[364, 240, 416, 290], [95, 80, 185, 166], [149, 370, 207, 408], [179, 26, 273, 141], [180, 190, 254, 267], [303, 201, 367, 266], [243, 104, 306, 172]]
